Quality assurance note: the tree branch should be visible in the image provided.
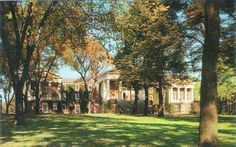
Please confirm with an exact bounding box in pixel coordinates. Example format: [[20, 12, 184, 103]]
[[9, 2, 21, 68], [19, 2, 33, 53], [38, 2, 57, 30], [184, 34, 204, 45]]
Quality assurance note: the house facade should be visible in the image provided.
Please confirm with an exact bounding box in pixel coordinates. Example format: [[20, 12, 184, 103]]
[[26, 70, 194, 114], [61, 78, 95, 114], [62, 78, 94, 92], [27, 72, 63, 113], [97, 70, 195, 114]]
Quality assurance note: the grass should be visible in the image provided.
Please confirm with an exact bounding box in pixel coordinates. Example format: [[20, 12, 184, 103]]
[[0, 114, 235, 146]]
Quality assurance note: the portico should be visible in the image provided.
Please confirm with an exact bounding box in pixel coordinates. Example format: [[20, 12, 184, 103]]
[[98, 70, 133, 100], [168, 85, 194, 104], [97, 70, 195, 114]]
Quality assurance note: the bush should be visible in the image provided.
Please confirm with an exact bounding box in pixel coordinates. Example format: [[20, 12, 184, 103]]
[[116, 100, 145, 114], [137, 100, 145, 114], [101, 100, 109, 113], [68, 104, 75, 114], [116, 100, 133, 114], [79, 90, 89, 113], [99, 99, 145, 114]]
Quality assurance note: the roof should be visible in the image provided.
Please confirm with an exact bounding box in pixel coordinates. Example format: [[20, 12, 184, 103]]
[[97, 69, 120, 79], [45, 72, 62, 79], [74, 77, 94, 83], [62, 78, 78, 83], [166, 76, 195, 85]]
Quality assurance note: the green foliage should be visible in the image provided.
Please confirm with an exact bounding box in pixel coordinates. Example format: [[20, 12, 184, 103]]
[[101, 100, 109, 113], [115, 100, 145, 115], [194, 81, 200, 101], [64, 87, 76, 107], [116, 100, 133, 114], [99, 100, 145, 114], [192, 74, 236, 101], [115, 0, 187, 89], [218, 80, 236, 99]]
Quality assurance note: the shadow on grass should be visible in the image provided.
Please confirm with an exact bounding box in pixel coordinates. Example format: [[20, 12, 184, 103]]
[[0, 114, 235, 146]]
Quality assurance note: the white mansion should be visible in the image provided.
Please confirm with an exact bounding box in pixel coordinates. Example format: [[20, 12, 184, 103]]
[[97, 70, 195, 114], [27, 70, 195, 114]]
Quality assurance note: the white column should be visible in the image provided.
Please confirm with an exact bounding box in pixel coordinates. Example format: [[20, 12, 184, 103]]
[[177, 87, 180, 103], [48, 81, 52, 100], [169, 88, 173, 103], [142, 89, 145, 100], [191, 88, 194, 102], [57, 83, 61, 100], [107, 80, 110, 100], [184, 88, 187, 103], [118, 81, 122, 100], [102, 81, 106, 99]]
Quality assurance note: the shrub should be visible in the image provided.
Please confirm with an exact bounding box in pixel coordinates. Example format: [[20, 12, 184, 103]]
[[99, 99, 145, 114], [101, 100, 109, 113], [116, 100, 145, 114], [137, 100, 145, 114], [79, 90, 89, 113], [116, 100, 133, 114]]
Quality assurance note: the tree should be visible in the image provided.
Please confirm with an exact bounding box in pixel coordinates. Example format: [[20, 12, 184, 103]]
[[115, 47, 143, 115], [30, 44, 62, 114], [185, 0, 235, 145], [63, 36, 110, 113], [0, 1, 57, 124], [217, 17, 236, 99], [199, 1, 220, 145], [64, 87, 77, 108], [116, 0, 185, 116]]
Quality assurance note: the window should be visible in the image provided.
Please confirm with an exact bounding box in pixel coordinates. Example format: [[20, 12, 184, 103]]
[[179, 88, 185, 101], [187, 88, 192, 100], [75, 93, 79, 100], [53, 102, 57, 111], [173, 88, 178, 100]]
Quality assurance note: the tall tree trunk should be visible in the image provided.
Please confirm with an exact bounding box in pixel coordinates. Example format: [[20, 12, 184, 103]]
[[24, 95, 28, 113], [81, 76, 89, 113], [5, 91, 14, 114], [6, 104, 9, 114], [24, 81, 29, 113], [132, 88, 139, 115], [35, 83, 40, 114], [0, 1, 56, 125], [199, 1, 220, 146], [144, 85, 149, 116], [4, 89, 8, 114], [14, 82, 25, 125], [158, 78, 164, 117]]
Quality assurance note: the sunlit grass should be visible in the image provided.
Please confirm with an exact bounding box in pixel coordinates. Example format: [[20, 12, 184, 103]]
[[0, 114, 235, 146]]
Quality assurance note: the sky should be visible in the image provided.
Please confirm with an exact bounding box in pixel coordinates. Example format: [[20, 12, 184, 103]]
[[58, 65, 79, 78]]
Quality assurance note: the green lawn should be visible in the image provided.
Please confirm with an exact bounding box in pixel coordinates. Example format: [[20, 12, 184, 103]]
[[0, 114, 235, 146]]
